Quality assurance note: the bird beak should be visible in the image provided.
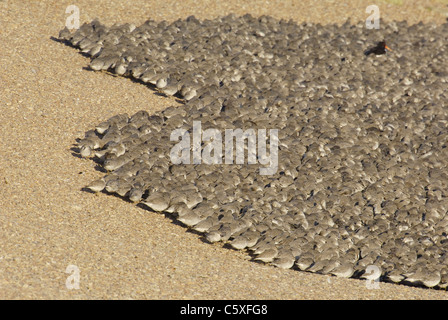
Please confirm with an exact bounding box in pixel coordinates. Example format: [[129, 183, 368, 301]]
[[385, 45, 392, 51]]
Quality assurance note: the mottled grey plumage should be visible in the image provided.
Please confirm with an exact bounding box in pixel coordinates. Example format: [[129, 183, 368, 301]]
[[63, 15, 448, 289]]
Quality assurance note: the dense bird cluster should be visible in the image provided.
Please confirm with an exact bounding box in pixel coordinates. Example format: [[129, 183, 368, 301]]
[[59, 14, 448, 288]]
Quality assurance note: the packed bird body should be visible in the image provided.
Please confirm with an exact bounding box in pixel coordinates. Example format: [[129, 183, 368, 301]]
[[60, 15, 448, 289]]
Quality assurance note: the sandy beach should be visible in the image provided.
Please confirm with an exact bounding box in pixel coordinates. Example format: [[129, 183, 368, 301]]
[[1, 0, 448, 299]]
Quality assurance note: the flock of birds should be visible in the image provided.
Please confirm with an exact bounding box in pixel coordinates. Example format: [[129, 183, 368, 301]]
[[58, 14, 448, 289]]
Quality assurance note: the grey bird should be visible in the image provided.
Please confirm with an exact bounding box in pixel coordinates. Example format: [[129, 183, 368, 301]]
[[178, 211, 203, 227], [142, 192, 170, 212], [271, 252, 296, 269], [330, 263, 355, 278], [230, 235, 249, 250], [206, 231, 222, 243], [86, 178, 106, 193], [193, 216, 217, 233], [255, 247, 278, 263]]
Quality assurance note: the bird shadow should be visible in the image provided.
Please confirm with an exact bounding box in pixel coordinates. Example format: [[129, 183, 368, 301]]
[[50, 36, 92, 58], [80, 66, 186, 103], [70, 146, 108, 173], [80, 187, 96, 194], [136, 202, 208, 239], [53, 33, 186, 104]]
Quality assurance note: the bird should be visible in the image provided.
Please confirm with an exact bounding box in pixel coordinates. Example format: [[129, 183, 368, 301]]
[[58, 26, 71, 40], [272, 254, 295, 269], [104, 157, 125, 171], [364, 41, 392, 56], [116, 181, 132, 197], [230, 235, 248, 250], [241, 230, 260, 248], [195, 216, 218, 233], [295, 252, 315, 271], [128, 187, 143, 202], [105, 178, 120, 193], [182, 87, 197, 101], [86, 178, 106, 193], [206, 231, 221, 243], [89, 57, 105, 71], [108, 142, 126, 157], [162, 82, 179, 96], [114, 62, 128, 75], [62, 15, 448, 290], [156, 77, 168, 89], [330, 263, 355, 278], [321, 259, 341, 275], [142, 193, 170, 212], [95, 121, 110, 135], [80, 145, 92, 158], [402, 269, 427, 285], [254, 247, 278, 263], [422, 270, 441, 288], [307, 259, 330, 273], [386, 270, 405, 283], [177, 211, 203, 227]]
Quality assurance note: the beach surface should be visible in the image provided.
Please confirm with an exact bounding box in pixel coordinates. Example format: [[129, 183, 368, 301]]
[[1, 0, 448, 299]]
